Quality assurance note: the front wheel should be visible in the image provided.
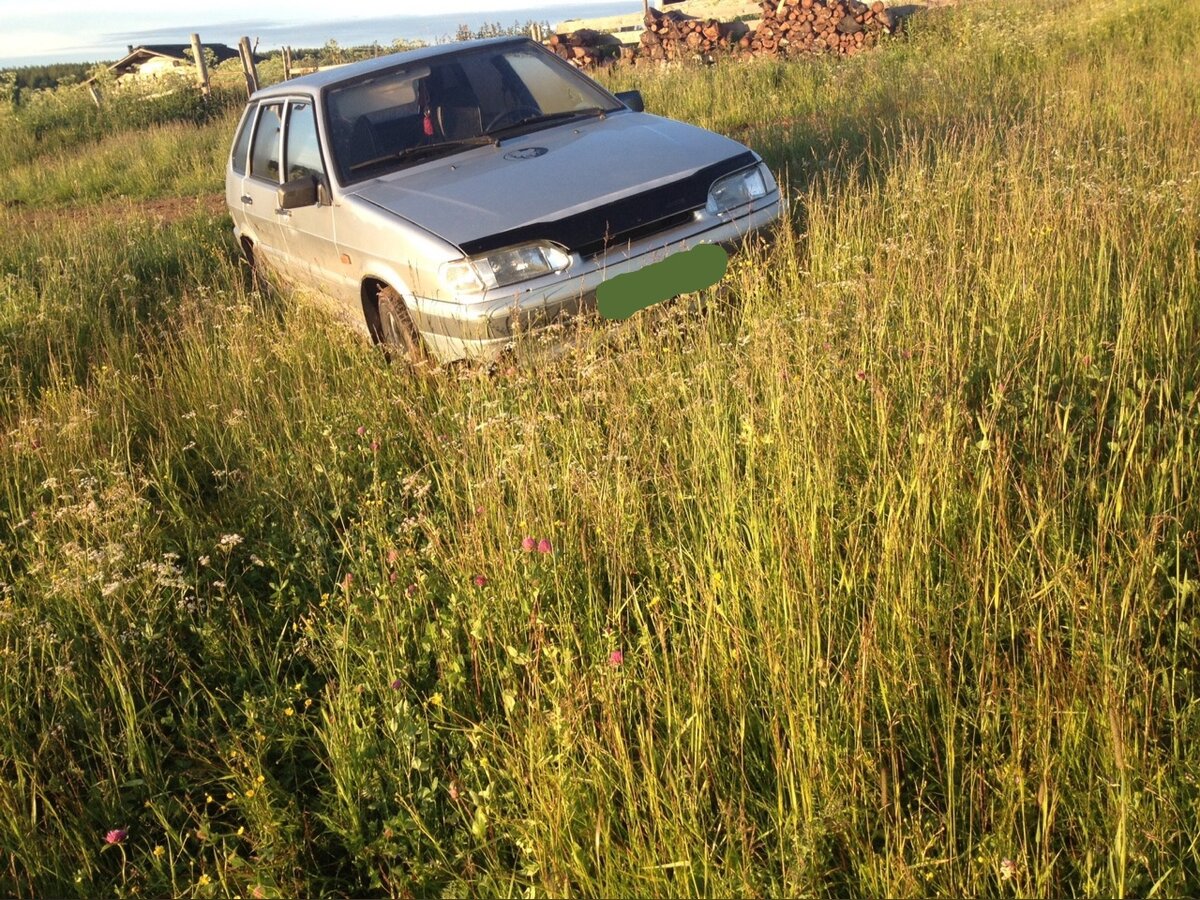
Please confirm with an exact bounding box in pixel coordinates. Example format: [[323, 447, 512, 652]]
[[377, 285, 426, 365]]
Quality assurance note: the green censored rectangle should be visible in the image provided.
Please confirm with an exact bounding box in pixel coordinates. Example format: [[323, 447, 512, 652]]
[[597, 243, 729, 320]]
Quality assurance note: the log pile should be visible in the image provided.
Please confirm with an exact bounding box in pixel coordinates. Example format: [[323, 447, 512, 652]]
[[639, 7, 745, 62], [739, 0, 898, 58], [546, 29, 621, 68]]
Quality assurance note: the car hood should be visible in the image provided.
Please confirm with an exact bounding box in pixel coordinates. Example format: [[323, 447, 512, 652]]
[[347, 112, 756, 252]]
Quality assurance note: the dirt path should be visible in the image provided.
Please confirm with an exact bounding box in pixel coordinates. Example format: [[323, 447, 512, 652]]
[[1, 193, 227, 228]]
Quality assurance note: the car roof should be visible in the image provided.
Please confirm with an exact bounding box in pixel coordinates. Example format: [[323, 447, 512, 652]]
[[249, 36, 531, 100]]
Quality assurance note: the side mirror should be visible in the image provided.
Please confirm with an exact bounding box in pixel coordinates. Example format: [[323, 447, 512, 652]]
[[615, 90, 645, 113], [277, 174, 322, 210]]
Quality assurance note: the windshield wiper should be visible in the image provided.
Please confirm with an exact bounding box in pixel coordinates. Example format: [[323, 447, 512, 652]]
[[349, 135, 497, 173], [488, 107, 610, 138]]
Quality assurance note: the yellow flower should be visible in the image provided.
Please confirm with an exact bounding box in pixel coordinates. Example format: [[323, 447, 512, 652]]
[[429, 692, 443, 707], [244, 789, 255, 799], [198, 874, 212, 887], [284, 707, 295, 717], [256, 774, 265, 784], [152, 845, 166, 859]]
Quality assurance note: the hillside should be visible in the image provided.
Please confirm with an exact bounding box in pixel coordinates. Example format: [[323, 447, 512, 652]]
[[1, 0, 1198, 895]]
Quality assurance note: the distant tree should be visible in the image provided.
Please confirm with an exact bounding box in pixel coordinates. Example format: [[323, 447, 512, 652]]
[[452, 19, 552, 42], [0, 71, 17, 108]]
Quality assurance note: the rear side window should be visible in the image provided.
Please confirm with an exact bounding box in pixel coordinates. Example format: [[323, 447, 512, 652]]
[[250, 102, 283, 182], [230, 103, 257, 175], [284, 101, 325, 182]]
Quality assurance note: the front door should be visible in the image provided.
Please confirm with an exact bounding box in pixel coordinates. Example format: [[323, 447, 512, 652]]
[[280, 99, 356, 310]]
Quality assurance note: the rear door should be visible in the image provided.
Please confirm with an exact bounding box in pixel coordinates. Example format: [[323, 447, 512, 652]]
[[226, 101, 257, 238], [243, 100, 293, 277]]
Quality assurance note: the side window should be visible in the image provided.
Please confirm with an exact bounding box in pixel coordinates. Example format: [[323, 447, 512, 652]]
[[231, 103, 257, 175], [284, 101, 325, 183], [250, 102, 283, 182]]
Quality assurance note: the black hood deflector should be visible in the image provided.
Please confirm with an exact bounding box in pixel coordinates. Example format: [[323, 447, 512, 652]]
[[457, 150, 757, 257]]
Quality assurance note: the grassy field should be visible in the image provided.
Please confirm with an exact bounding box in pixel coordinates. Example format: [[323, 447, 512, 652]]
[[1, 0, 1199, 895]]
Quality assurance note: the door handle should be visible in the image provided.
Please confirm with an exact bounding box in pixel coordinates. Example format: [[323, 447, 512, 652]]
[[240, 195, 253, 204], [275, 208, 291, 217]]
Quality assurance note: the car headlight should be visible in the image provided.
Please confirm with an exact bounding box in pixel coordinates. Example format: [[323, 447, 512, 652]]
[[706, 165, 768, 216], [440, 243, 572, 294]]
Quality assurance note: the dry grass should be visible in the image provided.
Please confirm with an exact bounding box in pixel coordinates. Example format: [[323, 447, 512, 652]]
[[1, 0, 1198, 895]]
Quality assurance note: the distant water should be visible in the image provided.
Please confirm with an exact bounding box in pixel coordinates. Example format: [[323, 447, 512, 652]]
[[0, 2, 661, 68], [127, 3, 639, 54]]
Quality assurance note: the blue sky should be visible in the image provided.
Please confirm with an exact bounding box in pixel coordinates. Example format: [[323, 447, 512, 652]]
[[0, 0, 629, 65]]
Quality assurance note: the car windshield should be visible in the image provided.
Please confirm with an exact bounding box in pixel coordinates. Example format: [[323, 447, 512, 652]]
[[326, 43, 622, 184]]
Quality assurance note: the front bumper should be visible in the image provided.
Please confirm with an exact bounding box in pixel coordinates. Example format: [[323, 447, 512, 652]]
[[406, 192, 782, 362]]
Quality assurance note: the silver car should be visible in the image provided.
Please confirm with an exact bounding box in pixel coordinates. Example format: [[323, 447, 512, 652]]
[[225, 37, 782, 362]]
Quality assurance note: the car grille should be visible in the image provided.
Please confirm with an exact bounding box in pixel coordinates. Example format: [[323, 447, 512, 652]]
[[578, 208, 699, 259], [456, 150, 757, 258]]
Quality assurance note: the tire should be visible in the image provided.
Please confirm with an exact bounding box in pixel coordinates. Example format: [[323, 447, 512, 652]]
[[376, 285, 426, 364], [243, 241, 271, 294]]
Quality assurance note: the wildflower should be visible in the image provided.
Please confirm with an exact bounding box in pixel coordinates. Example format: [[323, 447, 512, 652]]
[[537, 538, 553, 554], [406, 583, 418, 597], [356, 426, 367, 436], [104, 828, 128, 845], [197, 874, 212, 887], [388, 571, 398, 584], [475, 505, 485, 515], [473, 574, 487, 587], [448, 780, 461, 800], [386, 548, 400, 565], [217, 533, 243, 549], [608, 650, 624, 667], [371, 440, 380, 453], [391, 678, 403, 691], [521, 536, 536, 551], [152, 845, 165, 859], [283, 707, 295, 717], [999, 859, 1017, 880], [342, 572, 353, 589], [244, 789, 255, 799], [855, 369, 867, 382]]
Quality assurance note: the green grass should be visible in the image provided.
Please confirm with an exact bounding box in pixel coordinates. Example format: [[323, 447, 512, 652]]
[[2, 0, 1199, 895]]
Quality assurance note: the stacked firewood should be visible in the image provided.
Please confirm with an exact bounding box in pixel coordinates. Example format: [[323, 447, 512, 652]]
[[546, 29, 621, 68], [739, 0, 898, 57], [639, 7, 745, 61]]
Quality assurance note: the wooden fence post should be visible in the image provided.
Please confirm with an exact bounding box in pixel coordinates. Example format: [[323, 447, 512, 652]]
[[283, 46, 292, 80], [238, 36, 259, 97], [190, 33, 211, 100]]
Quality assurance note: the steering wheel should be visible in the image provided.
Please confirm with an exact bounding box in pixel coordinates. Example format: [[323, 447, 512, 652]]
[[483, 105, 542, 132]]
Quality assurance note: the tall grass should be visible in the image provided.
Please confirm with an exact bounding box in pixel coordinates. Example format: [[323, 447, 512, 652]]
[[1, 0, 1199, 895]]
